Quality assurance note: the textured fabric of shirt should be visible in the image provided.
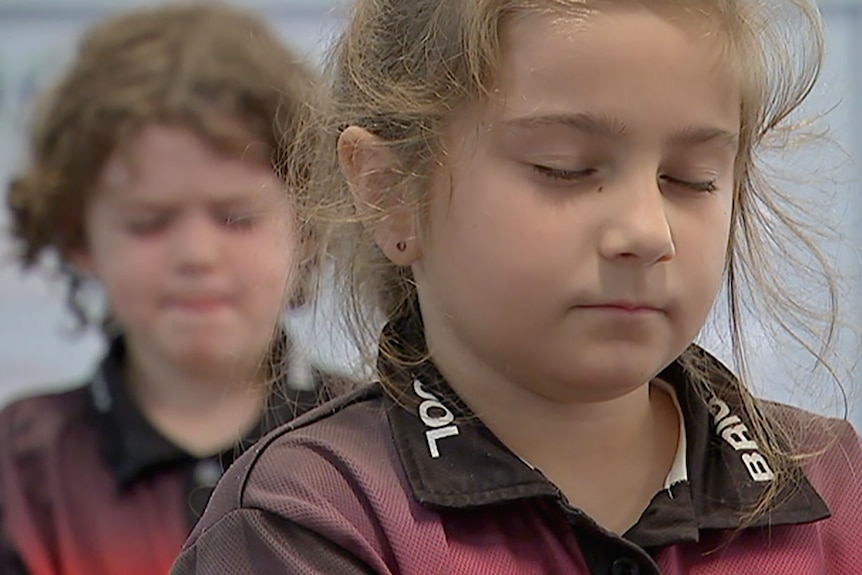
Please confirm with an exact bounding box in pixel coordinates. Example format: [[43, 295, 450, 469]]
[[0, 336, 330, 575], [173, 320, 861, 575]]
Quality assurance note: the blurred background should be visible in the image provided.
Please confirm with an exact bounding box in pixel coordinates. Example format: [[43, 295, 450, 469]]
[[0, 0, 860, 422]]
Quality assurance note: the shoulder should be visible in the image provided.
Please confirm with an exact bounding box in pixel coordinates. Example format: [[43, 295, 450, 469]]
[[760, 400, 858, 459], [758, 402, 862, 563], [188, 383, 405, 531], [245, 383, 403, 524], [0, 384, 92, 456], [183, 383, 419, 570], [764, 401, 862, 508], [245, 382, 396, 494]]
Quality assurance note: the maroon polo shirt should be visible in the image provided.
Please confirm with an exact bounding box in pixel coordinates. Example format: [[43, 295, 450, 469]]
[[0, 336, 329, 575], [172, 319, 861, 575]]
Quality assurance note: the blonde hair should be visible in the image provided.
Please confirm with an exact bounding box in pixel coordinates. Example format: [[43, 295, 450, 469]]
[[297, 0, 844, 520], [7, 2, 319, 327]]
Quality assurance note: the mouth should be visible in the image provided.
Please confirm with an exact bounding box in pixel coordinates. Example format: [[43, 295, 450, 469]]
[[168, 296, 232, 312], [579, 302, 665, 314]]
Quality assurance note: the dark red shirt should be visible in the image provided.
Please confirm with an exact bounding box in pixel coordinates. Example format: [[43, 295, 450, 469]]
[[172, 322, 861, 574], [0, 337, 327, 575]]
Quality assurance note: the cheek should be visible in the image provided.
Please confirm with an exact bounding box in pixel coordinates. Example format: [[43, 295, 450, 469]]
[[674, 207, 731, 306], [94, 248, 164, 323], [232, 224, 301, 301], [421, 167, 567, 313]]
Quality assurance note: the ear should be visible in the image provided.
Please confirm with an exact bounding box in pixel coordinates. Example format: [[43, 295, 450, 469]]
[[337, 126, 421, 266]]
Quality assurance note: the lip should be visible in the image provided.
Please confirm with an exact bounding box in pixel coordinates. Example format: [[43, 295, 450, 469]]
[[168, 296, 232, 312], [579, 302, 664, 313]]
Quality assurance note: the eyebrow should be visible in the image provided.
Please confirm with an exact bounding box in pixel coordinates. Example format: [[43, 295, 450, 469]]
[[669, 124, 739, 148], [501, 112, 627, 138], [500, 112, 739, 148], [115, 191, 269, 208]]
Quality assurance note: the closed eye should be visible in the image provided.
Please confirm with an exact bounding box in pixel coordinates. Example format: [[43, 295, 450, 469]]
[[660, 175, 718, 193], [222, 212, 260, 229], [126, 216, 170, 235], [532, 165, 597, 181]]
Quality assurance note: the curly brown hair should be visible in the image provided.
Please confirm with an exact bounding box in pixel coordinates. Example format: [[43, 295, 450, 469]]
[[6, 1, 319, 328]]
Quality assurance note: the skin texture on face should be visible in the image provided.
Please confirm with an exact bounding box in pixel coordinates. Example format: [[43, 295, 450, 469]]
[[411, 5, 739, 404], [76, 123, 301, 383]]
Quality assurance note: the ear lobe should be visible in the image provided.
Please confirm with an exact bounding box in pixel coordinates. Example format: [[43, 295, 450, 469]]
[[373, 227, 421, 266], [337, 126, 421, 266]]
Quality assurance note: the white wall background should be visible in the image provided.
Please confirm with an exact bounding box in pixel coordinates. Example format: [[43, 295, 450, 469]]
[[0, 0, 860, 424]]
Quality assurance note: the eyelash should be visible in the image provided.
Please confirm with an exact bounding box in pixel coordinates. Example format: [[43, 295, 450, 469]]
[[532, 165, 596, 181], [127, 218, 169, 235], [223, 214, 259, 229], [125, 213, 259, 235], [532, 165, 717, 193], [661, 176, 718, 193]]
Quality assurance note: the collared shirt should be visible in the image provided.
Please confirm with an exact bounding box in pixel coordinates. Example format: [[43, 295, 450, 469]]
[[172, 319, 861, 575], [0, 336, 329, 575]]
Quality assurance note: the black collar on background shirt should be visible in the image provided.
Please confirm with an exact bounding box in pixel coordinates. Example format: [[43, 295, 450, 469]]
[[89, 334, 323, 489]]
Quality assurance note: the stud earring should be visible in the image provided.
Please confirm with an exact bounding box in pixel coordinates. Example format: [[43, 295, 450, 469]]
[[396, 240, 407, 252]]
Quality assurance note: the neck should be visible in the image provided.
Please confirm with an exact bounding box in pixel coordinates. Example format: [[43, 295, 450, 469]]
[[432, 343, 679, 533], [124, 339, 270, 457]]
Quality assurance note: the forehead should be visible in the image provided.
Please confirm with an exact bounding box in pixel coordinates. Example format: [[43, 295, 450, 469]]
[[483, 5, 740, 131], [95, 123, 277, 203]]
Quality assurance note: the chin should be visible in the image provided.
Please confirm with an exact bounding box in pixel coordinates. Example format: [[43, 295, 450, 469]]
[[166, 340, 242, 369], [539, 353, 670, 402], [572, 368, 657, 400]]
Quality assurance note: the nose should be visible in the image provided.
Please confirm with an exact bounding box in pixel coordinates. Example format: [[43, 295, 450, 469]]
[[170, 213, 222, 273], [598, 174, 675, 265]]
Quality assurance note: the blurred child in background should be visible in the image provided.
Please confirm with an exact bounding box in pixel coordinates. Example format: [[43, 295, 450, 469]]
[[0, 3, 333, 574]]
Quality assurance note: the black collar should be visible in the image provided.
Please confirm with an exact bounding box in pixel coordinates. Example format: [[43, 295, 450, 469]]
[[89, 335, 322, 489], [380, 316, 831, 546]]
